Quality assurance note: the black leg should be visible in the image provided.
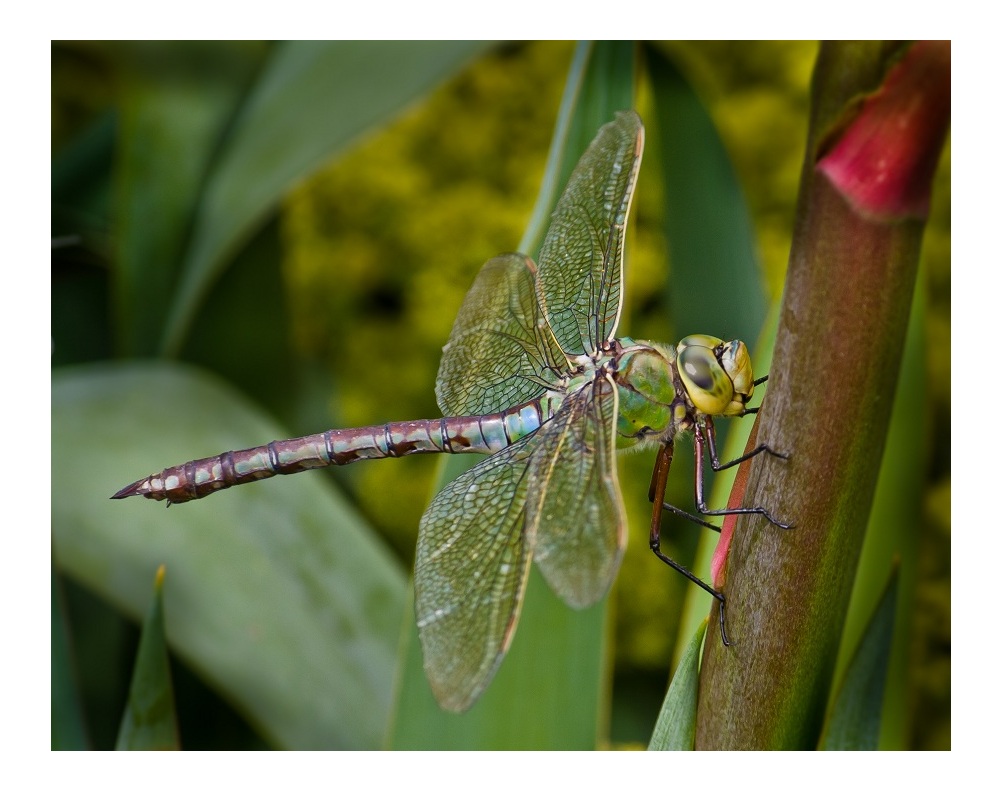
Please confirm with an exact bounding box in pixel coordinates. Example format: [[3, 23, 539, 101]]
[[660, 502, 722, 533], [692, 419, 791, 529], [704, 414, 789, 473], [648, 442, 730, 645]]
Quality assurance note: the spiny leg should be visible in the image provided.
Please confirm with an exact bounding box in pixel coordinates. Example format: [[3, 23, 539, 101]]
[[704, 414, 789, 472], [692, 418, 791, 529], [710, 374, 789, 472], [647, 443, 731, 645]]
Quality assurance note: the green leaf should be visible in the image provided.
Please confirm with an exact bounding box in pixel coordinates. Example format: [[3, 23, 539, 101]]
[[833, 280, 928, 748], [52, 108, 118, 368], [518, 40, 637, 263], [116, 566, 179, 750], [175, 218, 301, 428], [648, 619, 707, 750], [51, 567, 90, 750], [387, 41, 636, 747], [113, 42, 266, 355], [163, 40, 493, 354], [646, 44, 767, 341], [820, 568, 899, 750], [517, 42, 591, 255], [52, 108, 115, 231], [389, 568, 607, 749], [52, 362, 407, 748]]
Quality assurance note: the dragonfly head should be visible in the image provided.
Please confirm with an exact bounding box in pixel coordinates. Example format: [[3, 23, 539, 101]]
[[677, 335, 755, 417]]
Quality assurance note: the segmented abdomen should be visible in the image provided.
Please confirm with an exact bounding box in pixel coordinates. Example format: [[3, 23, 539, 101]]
[[112, 397, 558, 504]]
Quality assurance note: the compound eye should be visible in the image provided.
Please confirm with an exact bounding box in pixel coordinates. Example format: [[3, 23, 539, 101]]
[[678, 345, 734, 414], [677, 334, 723, 353], [719, 340, 754, 399]]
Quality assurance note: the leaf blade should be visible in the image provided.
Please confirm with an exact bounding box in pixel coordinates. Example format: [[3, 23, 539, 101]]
[[820, 569, 899, 750], [648, 619, 707, 751], [116, 566, 179, 750], [53, 362, 407, 748], [163, 41, 492, 354]]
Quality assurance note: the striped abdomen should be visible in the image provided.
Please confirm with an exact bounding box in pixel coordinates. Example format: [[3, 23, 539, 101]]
[[112, 396, 558, 504]]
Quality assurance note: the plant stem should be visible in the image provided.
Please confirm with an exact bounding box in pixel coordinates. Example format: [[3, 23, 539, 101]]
[[695, 41, 949, 750]]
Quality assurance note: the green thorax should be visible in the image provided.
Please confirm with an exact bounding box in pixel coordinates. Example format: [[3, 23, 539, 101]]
[[611, 338, 682, 447]]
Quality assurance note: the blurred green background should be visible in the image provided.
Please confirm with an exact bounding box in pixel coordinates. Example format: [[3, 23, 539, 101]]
[[52, 41, 949, 749]]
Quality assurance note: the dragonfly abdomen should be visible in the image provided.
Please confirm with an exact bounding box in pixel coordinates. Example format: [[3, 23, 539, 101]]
[[112, 396, 558, 504]]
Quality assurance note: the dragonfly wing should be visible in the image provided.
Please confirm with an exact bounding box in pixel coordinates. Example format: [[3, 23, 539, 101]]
[[529, 371, 626, 608], [536, 110, 644, 355], [436, 252, 568, 417], [415, 436, 538, 712]]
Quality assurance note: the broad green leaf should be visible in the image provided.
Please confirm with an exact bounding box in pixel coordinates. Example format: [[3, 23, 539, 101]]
[[648, 619, 706, 750], [540, 41, 637, 249], [112, 41, 266, 355], [517, 42, 592, 255], [163, 40, 493, 354], [390, 568, 607, 749], [52, 363, 407, 749], [51, 567, 89, 750], [116, 567, 179, 750], [820, 568, 899, 750], [388, 41, 635, 747]]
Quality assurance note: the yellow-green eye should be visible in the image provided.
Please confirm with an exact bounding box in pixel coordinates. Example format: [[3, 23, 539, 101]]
[[678, 344, 734, 414], [718, 340, 754, 403], [676, 335, 758, 416], [679, 334, 723, 352]]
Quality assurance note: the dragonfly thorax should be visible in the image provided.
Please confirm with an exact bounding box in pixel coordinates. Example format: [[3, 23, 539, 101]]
[[612, 339, 681, 445]]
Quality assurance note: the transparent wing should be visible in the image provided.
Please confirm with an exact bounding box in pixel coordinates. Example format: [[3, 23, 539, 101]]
[[416, 372, 626, 711], [414, 436, 538, 712], [529, 371, 626, 607], [536, 110, 644, 355], [435, 253, 568, 417]]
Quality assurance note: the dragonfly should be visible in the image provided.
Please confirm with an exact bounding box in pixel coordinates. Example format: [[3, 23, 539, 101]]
[[113, 110, 787, 713]]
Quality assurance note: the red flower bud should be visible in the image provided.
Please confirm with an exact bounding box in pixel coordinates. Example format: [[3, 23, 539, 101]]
[[817, 41, 950, 221]]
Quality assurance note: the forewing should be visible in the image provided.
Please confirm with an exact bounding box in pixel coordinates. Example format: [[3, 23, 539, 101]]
[[536, 110, 644, 355], [436, 253, 568, 417], [529, 371, 627, 608], [414, 436, 538, 712]]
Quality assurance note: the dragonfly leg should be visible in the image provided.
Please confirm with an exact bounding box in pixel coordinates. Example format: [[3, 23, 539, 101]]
[[649, 528, 731, 645], [647, 444, 719, 534], [705, 414, 789, 472], [741, 376, 772, 414], [692, 418, 791, 529], [660, 501, 721, 533], [648, 442, 730, 645]]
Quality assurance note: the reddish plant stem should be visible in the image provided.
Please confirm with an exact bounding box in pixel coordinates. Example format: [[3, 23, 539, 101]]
[[695, 42, 948, 750]]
